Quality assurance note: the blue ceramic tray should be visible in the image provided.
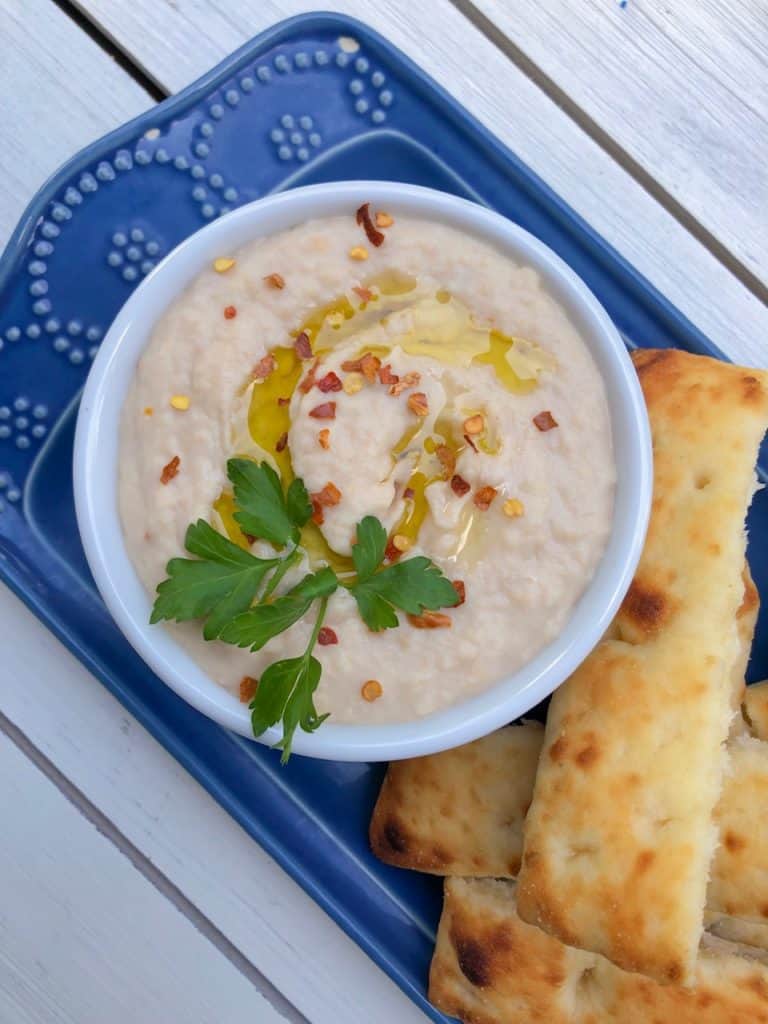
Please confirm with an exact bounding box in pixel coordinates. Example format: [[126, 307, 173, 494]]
[[1, 13, 765, 1021]]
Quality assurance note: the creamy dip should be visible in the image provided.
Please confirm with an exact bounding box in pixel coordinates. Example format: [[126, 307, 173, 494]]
[[119, 212, 615, 724]]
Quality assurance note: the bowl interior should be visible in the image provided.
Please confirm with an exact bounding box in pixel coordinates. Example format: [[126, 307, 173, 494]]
[[74, 181, 651, 761]]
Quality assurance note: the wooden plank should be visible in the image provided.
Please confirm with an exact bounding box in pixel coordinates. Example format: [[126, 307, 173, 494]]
[[469, 0, 768, 285], [0, 588, 430, 1024], [0, 0, 152, 244], [0, 729, 290, 1024], [74, 0, 768, 368]]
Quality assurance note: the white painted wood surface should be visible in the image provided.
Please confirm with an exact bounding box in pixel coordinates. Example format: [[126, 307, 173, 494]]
[[0, 731, 288, 1024], [0, 1, 766, 1022], [76, 0, 768, 366], [0, 0, 151, 243]]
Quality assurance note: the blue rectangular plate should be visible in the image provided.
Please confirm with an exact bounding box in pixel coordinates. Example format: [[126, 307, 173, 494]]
[[1, 14, 765, 1020]]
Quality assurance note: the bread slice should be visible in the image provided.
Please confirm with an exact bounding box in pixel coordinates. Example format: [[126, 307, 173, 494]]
[[430, 878, 768, 1024], [371, 726, 768, 937], [516, 350, 768, 984], [744, 680, 768, 739], [370, 723, 544, 877]]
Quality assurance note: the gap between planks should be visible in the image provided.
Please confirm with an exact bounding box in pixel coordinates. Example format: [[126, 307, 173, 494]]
[[59, 0, 768, 311], [0, 706, 309, 1024]]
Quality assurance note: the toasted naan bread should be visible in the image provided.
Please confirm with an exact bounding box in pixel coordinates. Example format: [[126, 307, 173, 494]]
[[370, 723, 544, 877], [371, 725, 768, 936], [744, 680, 768, 739], [430, 878, 768, 1024], [516, 350, 768, 985]]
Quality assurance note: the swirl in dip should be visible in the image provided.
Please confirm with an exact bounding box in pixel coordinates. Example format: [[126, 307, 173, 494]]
[[119, 211, 616, 724]]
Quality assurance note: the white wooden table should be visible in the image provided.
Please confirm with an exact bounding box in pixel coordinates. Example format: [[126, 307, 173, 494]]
[[1, 2, 765, 1020]]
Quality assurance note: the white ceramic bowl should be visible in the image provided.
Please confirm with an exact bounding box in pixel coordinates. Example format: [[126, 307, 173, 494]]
[[74, 181, 651, 762]]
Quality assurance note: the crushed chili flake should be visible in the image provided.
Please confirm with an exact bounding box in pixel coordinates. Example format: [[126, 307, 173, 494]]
[[378, 363, 399, 386], [352, 285, 374, 302], [311, 497, 324, 525], [243, 533, 257, 546], [309, 401, 336, 420], [452, 580, 466, 605], [533, 410, 558, 432], [294, 331, 313, 359], [317, 428, 331, 450], [474, 485, 498, 511], [407, 392, 429, 417], [355, 203, 386, 247], [436, 444, 456, 477], [375, 211, 394, 228], [450, 474, 471, 497], [384, 538, 403, 563], [160, 455, 180, 485], [239, 675, 258, 702], [389, 371, 421, 396], [143, 406, 154, 416], [275, 431, 288, 453], [361, 679, 383, 702], [213, 257, 236, 273], [407, 611, 452, 629], [277, 396, 290, 406], [349, 245, 369, 261], [463, 414, 485, 435], [317, 371, 343, 393], [318, 627, 338, 646], [341, 356, 363, 372], [224, 305, 237, 319], [342, 372, 364, 395], [252, 353, 276, 380], [312, 481, 342, 507], [463, 433, 479, 453], [403, 487, 415, 500], [361, 352, 381, 382], [298, 359, 320, 394], [264, 272, 285, 289], [503, 498, 525, 518]]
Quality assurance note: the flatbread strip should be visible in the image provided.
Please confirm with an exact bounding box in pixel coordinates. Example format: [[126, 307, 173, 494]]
[[370, 727, 768, 930], [744, 681, 768, 739], [429, 878, 768, 1024], [371, 571, 757, 879], [516, 349, 768, 985]]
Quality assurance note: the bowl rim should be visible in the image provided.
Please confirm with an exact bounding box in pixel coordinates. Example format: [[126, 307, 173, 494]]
[[73, 180, 652, 761]]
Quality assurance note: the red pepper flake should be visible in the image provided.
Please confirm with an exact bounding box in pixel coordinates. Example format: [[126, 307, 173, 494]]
[[298, 358, 320, 394], [318, 428, 331, 450], [317, 371, 343, 393], [252, 353, 276, 380], [452, 580, 466, 606], [239, 676, 258, 703], [384, 538, 403, 563], [294, 331, 313, 360], [450, 474, 471, 497], [243, 533, 257, 546], [309, 401, 336, 420], [277, 396, 290, 406], [311, 497, 324, 525], [378, 363, 399, 386], [407, 392, 429, 417], [160, 455, 180, 485], [389, 371, 421, 396], [403, 487, 415, 500], [318, 627, 338, 646], [352, 285, 374, 302], [224, 305, 237, 320], [355, 202, 385, 247], [360, 352, 381, 383], [312, 482, 342, 507], [436, 444, 456, 477], [463, 433, 479, 453], [264, 273, 285, 289], [407, 611, 453, 629], [533, 410, 558, 432], [474, 485, 498, 511], [275, 431, 288, 453]]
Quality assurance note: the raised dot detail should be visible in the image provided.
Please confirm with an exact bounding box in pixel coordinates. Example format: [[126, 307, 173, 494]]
[[25, 324, 41, 339], [107, 252, 123, 267], [274, 54, 290, 72], [278, 145, 291, 161], [191, 165, 206, 179], [155, 148, 170, 163], [31, 424, 46, 439], [290, 131, 302, 145], [141, 260, 155, 275], [145, 241, 160, 256], [294, 52, 310, 68], [270, 128, 285, 142], [174, 155, 189, 170], [85, 326, 102, 342], [44, 319, 60, 334], [53, 337, 69, 352], [130, 228, 144, 243], [223, 187, 238, 202], [209, 173, 223, 188], [7, 486, 21, 501], [96, 162, 116, 181], [355, 99, 369, 114], [349, 79, 364, 95], [210, 103, 224, 119], [257, 65, 271, 82], [309, 132, 322, 147], [112, 232, 127, 247], [29, 281, 48, 296], [13, 397, 30, 412], [379, 90, 393, 107], [122, 266, 138, 282], [15, 436, 30, 449], [336, 53, 349, 67], [0, 427, 10, 440], [5, 328, 20, 342], [195, 142, 210, 157], [126, 245, 141, 261], [371, 71, 385, 87], [0, 407, 9, 419], [281, 114, 295, 129], [15, 417, 28, 430], [114, 149, 133, 171], [240, 76, 254, 92], [41, 222, 60, 239], [200, 122, 214, 138], [28, 260, 46, 276], [371, 109, 386, 124], [68, 349, 84, 365], [34, 241, 54, 257], [225, 89, 239, 105], [51, 204, 71, 222], [32, 404, 47, 419], [64, 187, 82, 205], [135, 149, 152, 165], [79, 172, 98, 192], [33, 299, 52, 315], [201, 203, 215, 218], [297, 148, 309, 162], [67, 320, 83, 336], [355, 57, 370, 73]]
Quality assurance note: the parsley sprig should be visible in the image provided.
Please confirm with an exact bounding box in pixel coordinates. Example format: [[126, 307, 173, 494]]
[[150, 460, 459, 760]]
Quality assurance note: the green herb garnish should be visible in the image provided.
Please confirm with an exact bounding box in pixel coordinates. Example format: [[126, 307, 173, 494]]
[[150, 461, 458, 760]]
